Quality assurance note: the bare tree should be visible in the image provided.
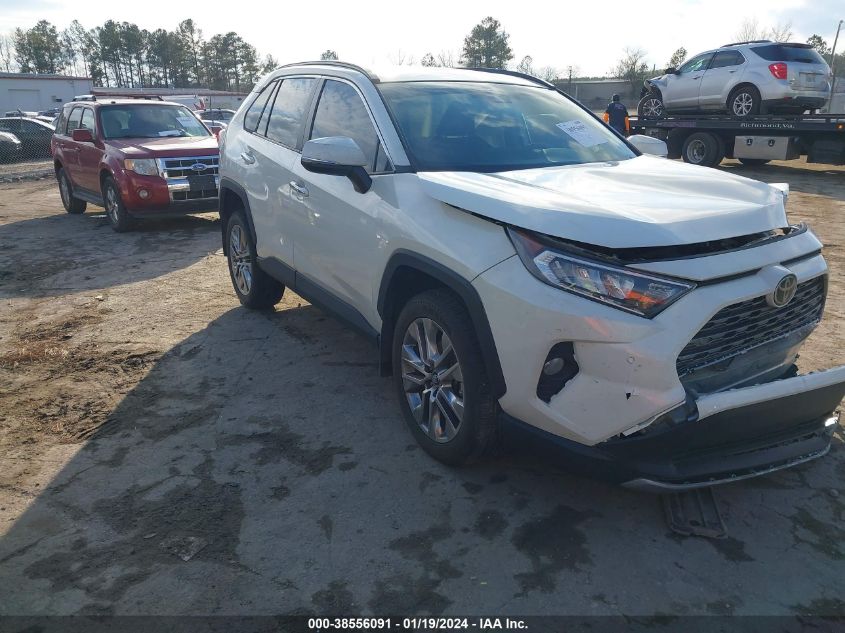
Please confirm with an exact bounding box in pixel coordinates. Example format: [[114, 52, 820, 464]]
[[768, 21, 793, 42], [735, 18, 765, 42], [612, 47, 650, 94], [320, 49, 338, 60], [734, 18, 793, 43], [436, 50, 456, 68], [0, 33, 15, 72], [537, 66, 559, 82], [389, 49, 415, 66], [420, 52, 437, 67], [516, 55, 534, 75]]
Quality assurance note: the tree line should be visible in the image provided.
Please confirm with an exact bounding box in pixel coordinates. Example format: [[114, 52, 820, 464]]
[[0, 19, 278, 92], [1, 15, 842, 93]]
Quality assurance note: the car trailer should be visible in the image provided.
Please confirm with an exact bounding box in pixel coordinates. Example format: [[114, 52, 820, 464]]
[[629, 114, 845, 168]]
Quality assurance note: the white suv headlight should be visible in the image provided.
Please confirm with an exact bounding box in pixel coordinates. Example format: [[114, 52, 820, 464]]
[[123, 158, 159, 176], [508, 228, 695, 318]]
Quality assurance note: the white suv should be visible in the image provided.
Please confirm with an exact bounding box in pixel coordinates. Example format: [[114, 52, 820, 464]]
[[219, 62, 845, 491]]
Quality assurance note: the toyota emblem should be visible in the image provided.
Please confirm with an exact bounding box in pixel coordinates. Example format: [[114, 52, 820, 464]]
[[191, 163, 208, 172], [767, 274, 798, 308]]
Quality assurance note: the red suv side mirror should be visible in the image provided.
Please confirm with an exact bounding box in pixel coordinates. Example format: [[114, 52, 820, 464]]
[[72, 128, 94, 143]]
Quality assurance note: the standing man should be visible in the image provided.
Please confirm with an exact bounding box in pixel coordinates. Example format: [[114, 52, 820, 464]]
[[603, 94, 630, 136]]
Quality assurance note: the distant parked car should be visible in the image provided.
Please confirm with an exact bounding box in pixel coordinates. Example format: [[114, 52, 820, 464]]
[[0, 117, 54, 158], [639, 41, 832, 118], [51, 98, 219, 231], [0, 131, 21, 162], [197, 108, 235, 125]]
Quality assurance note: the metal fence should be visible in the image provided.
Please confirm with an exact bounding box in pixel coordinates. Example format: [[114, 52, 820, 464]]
[[0, 116, 55, 165]]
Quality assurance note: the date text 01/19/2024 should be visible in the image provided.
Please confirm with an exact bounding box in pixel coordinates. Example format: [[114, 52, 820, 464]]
[[307, 618, 529, 630]]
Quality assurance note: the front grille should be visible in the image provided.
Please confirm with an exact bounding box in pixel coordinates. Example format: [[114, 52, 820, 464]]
[[158, 155, 219, 179], [173, 189, 218, 201], [677, 276, 826, 377]]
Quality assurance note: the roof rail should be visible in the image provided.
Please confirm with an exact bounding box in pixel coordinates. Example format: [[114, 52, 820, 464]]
[[463, 67, 557, 89], [720, 39, 772, 47], [276, 60, 380, 82]]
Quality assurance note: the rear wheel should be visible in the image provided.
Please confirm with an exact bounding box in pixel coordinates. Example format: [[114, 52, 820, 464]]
[[392, 289, 499, 466], [102, 176, 133, 232], [737, 158, 771, 166], [681, 132, 725, 167], [728, 85, 762, 117], [57, 168, 86, 214], [225, 211, 284, 309]]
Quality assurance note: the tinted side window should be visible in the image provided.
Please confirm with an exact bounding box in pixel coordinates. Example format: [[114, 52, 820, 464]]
[[55, 110, 68, 133], [0, 119, 16, 133], [66, 107, 83, 134], [244, 82, 276, 133], [310, 80, 389, 173], [266, 78, 317, 148], [710, 51, 744, 69], [80, 109, 95, 133]]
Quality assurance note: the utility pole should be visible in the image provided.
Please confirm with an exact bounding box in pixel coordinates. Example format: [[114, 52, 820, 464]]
[[830, 19, 843, 106]]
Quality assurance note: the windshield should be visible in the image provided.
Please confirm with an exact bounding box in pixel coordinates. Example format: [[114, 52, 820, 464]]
[[379, 81, 635, 172], [99, 104, 211, 139]]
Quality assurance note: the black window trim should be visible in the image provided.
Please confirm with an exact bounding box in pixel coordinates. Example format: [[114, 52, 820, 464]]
[[306, 75, 396, 175], [710, 49, 746, 69], [243, 79, 279, 136], [65, 106, 84, 135], [261, 74, 320, 151], [79, 106, 96, 136]]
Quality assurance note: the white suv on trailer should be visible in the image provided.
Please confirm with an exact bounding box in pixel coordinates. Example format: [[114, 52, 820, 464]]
[[218, 62, 845, 491]]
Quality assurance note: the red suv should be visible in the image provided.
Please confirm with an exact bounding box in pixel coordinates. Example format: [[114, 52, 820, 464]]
[[51, 98, 220, 231]]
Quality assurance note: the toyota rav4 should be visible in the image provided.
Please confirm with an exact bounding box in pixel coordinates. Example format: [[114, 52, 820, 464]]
[[51, 98, 219, 231], [218, 62, 845, 491]]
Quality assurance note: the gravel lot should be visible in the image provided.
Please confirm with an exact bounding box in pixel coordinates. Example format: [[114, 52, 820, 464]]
[[0, 159, 843, 617]]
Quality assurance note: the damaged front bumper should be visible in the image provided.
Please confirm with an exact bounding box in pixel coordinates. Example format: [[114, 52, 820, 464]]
[[503, 365, 845, 491]]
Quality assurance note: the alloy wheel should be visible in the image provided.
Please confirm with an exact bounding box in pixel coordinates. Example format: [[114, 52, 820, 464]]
[[105, 186, 119, 224], [732, 93, 754, 116], [642, 98, 664, 118], [229, 224, 253, 295], [401, 317, 465, 443]]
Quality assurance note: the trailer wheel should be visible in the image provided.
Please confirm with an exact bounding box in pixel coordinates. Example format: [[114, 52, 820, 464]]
[[737, 158, 770, 166], [682, 132, 725, 167]]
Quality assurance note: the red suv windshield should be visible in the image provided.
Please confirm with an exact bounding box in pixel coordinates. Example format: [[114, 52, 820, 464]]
[[99, 104, 211, 139]]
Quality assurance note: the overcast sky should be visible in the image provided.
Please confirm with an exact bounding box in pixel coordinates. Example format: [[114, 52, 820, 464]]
[[0, 0, 842, 76]]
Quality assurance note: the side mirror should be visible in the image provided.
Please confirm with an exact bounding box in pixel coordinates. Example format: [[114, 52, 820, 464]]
[[665, 67, 678, 75], [71, 128, 94, 143], [628, 134, 668, 158], [301, 136, 372, 193]]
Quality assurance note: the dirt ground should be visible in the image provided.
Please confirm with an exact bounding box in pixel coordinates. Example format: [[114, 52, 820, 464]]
[[0, 158, 843, 617]]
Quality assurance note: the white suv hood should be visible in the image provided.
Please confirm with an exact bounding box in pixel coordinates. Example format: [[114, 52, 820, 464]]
[[417, 155, 788, 248]]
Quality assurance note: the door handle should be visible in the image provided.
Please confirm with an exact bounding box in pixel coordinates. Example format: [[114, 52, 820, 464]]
[[289, 181, 309, 197], [240, 151, 255, 165], [692, 76, 701, 80]]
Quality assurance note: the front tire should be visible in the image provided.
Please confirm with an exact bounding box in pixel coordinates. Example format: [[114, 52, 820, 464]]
[[728, 85, 762, 117], [392, 289, 499, 466], [58, 168, 87, 214], [637, 93, 665, 119], [102, 176, 133, 232], [225, 211, 284, 309]]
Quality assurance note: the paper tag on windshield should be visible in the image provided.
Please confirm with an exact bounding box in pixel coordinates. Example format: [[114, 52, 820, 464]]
[[556, 120, 607, 147]]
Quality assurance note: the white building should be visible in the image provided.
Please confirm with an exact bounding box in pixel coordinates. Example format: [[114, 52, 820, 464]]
[[0, 73, 93, 114]]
